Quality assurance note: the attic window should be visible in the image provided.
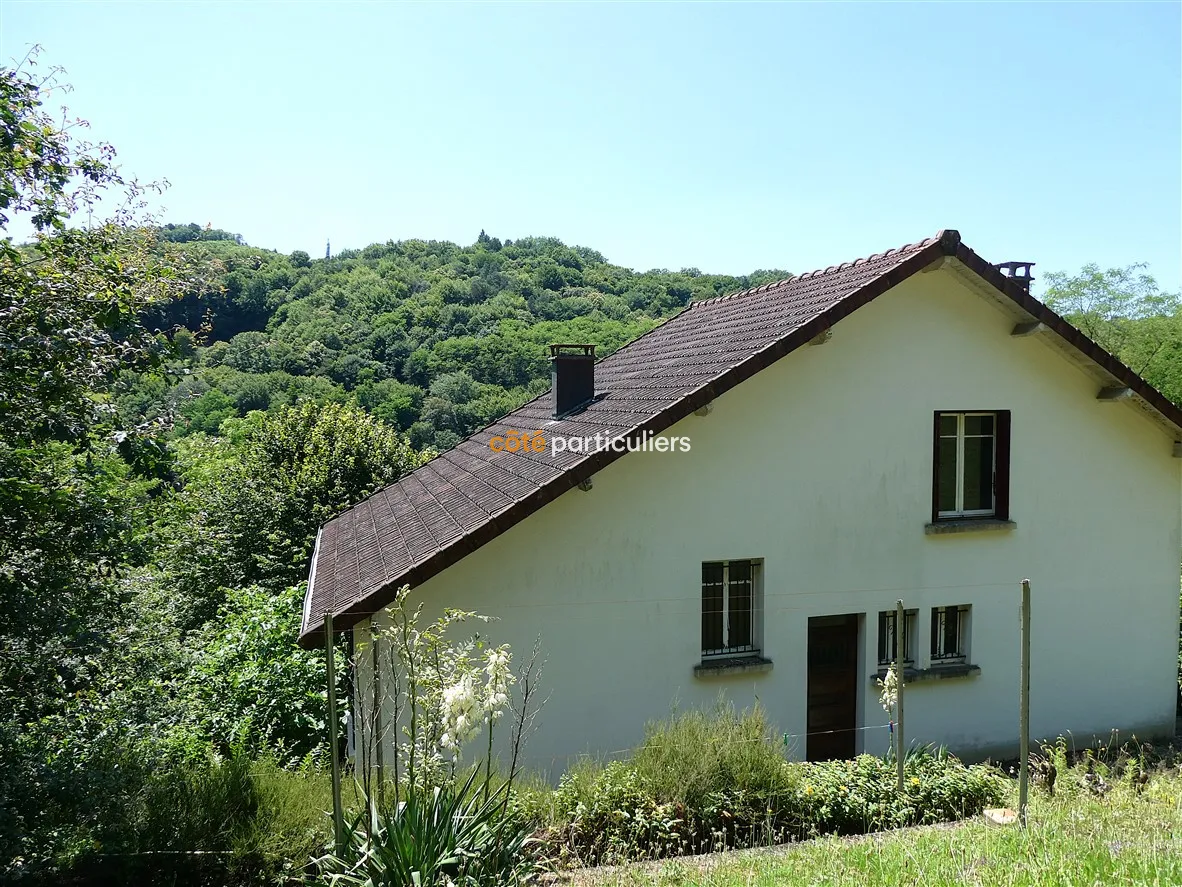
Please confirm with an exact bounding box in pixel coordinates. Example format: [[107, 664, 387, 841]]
[[933, 411, 1011, 521]]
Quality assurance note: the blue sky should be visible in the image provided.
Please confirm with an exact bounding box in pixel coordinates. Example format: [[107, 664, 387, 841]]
[[3, 1, 1180, 293]]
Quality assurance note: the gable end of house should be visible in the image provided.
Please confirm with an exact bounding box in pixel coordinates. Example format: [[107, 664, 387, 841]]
[[298, 230, 1182, 647]]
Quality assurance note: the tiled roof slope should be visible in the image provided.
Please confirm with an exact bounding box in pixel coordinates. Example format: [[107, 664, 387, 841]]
[[299, 230, 1182, 645]]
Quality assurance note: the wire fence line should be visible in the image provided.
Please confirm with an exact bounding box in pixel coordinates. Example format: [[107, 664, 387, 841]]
[[781, 723, 894, 741], [556, 722, 898, 763]]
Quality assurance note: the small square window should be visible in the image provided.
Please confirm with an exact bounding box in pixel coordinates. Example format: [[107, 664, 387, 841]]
[[931, 605, 970, 663], [702, 560, 761, 658], [878, 609, 917, 666], [933, 411, 1010, 521]]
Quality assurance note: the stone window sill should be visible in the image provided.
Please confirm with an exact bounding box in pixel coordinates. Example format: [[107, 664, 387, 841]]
[[925, 519, 1016, 536], [870, 664, 981, 684], [695, 656, 774, 678]]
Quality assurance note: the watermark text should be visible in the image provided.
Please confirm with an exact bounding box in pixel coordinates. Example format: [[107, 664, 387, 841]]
[[489, 429, 691, 455]]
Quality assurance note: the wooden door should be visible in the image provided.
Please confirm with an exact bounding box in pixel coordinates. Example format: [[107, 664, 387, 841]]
[[807, 614, 859, 761]]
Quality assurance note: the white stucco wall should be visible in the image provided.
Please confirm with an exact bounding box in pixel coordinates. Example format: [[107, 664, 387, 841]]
[[360, 263, 1181, 777]]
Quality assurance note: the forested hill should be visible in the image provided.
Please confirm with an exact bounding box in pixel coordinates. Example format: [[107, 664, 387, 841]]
[[136, 226, 790, 450]]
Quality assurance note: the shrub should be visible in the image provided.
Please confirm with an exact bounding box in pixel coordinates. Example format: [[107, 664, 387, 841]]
[[189, 583, 331, 763], [523, 708, 1007, 867], [630, 704, 796, 811], [797, 749, 1006, 836], [310, 588, 543, 886], [5, 738, 339, 887], [546, 761, 695, 866]]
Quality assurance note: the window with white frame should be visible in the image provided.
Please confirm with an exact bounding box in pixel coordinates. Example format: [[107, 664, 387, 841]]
[[877, 609, 917, 667], [931, 605, 970, 663], [934, 411, 1011, 521], [701, 560, 760, 658]]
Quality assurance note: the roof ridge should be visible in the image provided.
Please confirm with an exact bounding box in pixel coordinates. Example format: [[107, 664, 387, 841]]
[[690, 231, 947, 310]]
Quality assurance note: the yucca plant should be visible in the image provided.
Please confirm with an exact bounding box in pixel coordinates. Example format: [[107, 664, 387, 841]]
[[316, 592, 544, 886], [315, 761, 536, 886]]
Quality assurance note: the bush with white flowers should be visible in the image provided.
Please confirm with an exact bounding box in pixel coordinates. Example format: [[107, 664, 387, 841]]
[[318, 587, 544, 887], [877, 665, 898, 718], [355, 586, 536, 793]]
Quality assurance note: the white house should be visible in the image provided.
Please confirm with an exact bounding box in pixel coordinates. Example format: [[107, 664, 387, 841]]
[[300, 230, 1182, 774]]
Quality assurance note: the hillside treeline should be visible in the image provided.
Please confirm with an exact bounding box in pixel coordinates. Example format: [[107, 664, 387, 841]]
[[130, 229, 790, 451]]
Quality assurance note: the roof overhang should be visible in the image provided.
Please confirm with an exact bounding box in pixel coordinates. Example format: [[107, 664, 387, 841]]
[[945, 242, 1182, 440]]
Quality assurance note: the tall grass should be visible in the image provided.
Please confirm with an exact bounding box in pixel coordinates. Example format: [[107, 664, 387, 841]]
[[629, 704, 796, 810], [131, 748, 259, 853], [244, 762, 339, 869], [25, 747, 347, 886]]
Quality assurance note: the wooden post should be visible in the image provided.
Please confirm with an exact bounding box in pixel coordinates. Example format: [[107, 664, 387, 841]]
[[371, 628, 385, 809], [895, 599, 906, 792], [1019, 579, 1031, 827], [325, 613, 345, 851]]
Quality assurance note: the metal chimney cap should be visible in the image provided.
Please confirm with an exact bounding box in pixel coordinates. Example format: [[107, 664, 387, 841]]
[[550, 344, 596, 359], [997, 261, 1035, 277], [996, 262, 1036, 291], [550, 344, 597, 418]]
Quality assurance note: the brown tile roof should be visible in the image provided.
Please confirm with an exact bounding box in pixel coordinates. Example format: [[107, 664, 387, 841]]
[[299, 230, 1182, 645]]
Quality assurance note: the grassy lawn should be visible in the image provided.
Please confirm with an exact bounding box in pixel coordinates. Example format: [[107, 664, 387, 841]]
[[568, 770, 1182, 887]]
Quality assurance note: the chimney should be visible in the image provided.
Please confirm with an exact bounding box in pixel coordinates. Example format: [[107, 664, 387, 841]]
[[550, 344, 596, 418], [996, 261, 1035, 293]]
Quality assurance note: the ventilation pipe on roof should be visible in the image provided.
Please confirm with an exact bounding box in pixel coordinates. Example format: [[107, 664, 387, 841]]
[[550, 344, 596, 418], [997, 261, 1035, 293]]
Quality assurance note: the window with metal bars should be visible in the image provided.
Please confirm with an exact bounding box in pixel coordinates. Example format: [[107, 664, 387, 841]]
[[877, 609, 917, 666], [701, 560, 759, 658], [931, 605, 970, 663]]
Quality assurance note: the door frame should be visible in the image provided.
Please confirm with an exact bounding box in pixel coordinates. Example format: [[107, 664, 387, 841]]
[[805, 612, 865, 760]]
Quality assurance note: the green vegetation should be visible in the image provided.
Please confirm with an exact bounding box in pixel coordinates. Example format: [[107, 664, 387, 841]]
[[0, 56, 424, 877], [0, 401, 417, 876], [130, 228, 789, 453], [1044, 263, 1182, 406], [572, 748, 1182, 887], [313, 589, 543, 887], [315, 770, 536, 887], [517, 707, 1005, 868], [132, 227, 1182, 458], [36, 752, 340, 887]]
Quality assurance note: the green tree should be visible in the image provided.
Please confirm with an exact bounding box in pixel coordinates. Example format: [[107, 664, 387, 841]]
[[221, 330, 276, 373], [157, 221, 244, 244], [189, 583, 329, 760], [182, 388, 237, 433], [353, 378, 425, 429], [161, 401, 428, 626], [429, 370, 480, 404], [1043, 264, 1182, 405], [0, 52, 211, 867], [0, 52, 202, 716]]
